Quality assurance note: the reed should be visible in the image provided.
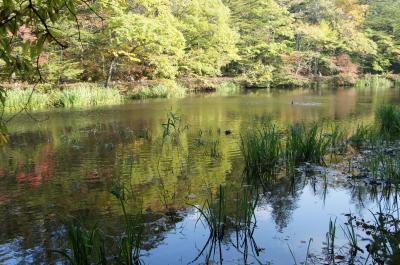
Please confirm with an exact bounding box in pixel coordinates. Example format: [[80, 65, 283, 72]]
[[240, 123, 282, 178], [376, 104, 400, 137], [129, 83, 187, 100], [356, 75, 393, 89], [341, 215, 360, 256], [52, 222, 106, 265], [215, 82, 241, 96], [191, 185, 227, 264], [111, 183, 144, 265], [326, 218, 337, 258], [2, 84, 123, 112], [285, 123, 329, 166]]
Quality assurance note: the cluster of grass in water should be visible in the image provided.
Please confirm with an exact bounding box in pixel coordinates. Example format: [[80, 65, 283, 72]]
[[215, 82, 241, 96], [240, 103, 400, 187], [355, 75, 394, 89], [54, 183, 144, 265], [128, 81, 187, 100], [2, 83, 123, 112]]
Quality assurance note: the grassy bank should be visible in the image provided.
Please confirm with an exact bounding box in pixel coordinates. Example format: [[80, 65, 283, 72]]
[[2, 83, 123, 112]]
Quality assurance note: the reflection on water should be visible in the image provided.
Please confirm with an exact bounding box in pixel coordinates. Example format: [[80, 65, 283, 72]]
[[0, 86, 399, 264]]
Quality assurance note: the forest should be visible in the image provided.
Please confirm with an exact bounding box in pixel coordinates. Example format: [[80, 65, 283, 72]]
[[1, 0, 400, 89]]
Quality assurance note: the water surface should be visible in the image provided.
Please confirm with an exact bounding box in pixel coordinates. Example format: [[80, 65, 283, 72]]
[[1, 86, 399, 264]]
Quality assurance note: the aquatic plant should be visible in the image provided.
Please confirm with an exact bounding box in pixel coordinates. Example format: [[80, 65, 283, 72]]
[[2, 84, 123, 112], [51, 84, 123, 108], [366, 150, 400, 184], [3, 88, 51, 112], [232, 188, 262, 263], [52, 222, 106, 265], [288, 238, 313, 265], [327, 124, 347, 153], [161, 111, 188, 143], [215, 82, 241, 96], [285, 123, 329, 166], [111, 183, 144, 265], [376, 104, 400, 137], [326, 218, 337, 258], [341, 215, 361, 257], [356, 76, 393, 89], [240, 122, 282, 178], [129, 83, 187, 100], [349, 124, 374, 148], [191, 185, 227, 264]]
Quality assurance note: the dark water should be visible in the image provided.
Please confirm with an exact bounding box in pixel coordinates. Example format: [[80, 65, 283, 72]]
[[1, 86, 399, 264]]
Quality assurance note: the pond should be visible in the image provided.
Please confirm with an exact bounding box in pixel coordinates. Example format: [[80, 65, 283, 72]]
[[1, 86, 400, 264]]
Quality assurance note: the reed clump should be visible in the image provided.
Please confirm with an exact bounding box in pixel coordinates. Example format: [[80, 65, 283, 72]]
[[2, 84, 123, 112], [240, 123, 282, 178], [376, 104, 400, 137], [129, 82, 187, 100], [356, 75, 393, 89], [285, 123, 330, 166]]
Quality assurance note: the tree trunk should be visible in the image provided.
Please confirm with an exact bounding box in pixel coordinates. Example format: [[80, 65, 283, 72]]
[[105, 57, 117, 88]]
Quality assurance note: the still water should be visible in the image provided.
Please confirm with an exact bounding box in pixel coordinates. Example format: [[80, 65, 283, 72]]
[[0, 86, 399, 264]]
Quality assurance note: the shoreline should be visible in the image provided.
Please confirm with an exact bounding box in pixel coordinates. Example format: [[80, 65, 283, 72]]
[[1, 75, 399, 113]]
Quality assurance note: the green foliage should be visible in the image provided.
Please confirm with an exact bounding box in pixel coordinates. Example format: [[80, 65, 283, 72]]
[[226, 0, 294, 86], [106, 10, 185, 79], [1, 0, 400, 104], [174, 0, 239, 76]]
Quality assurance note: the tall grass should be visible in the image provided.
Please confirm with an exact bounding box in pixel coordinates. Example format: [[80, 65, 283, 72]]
[[376, 104, 400, 137], [54, 183, 144, 265], [129, 83, 187, 100], [326, 218, 337, 259], [366, 151, 400, 184], [3, 88, 51, 112], [240, 123, 282, 178], [356, 76, 393, 89], [285, 123, 329, 166], [191, 185, 227, 264], [2, 84, 123, 112], [349, 124, 374, 148], [52, 84, 123, 107], [52, 222, 106, 265], [215, 82, 241, 96], [341, 215, 360, 256], [111, 182, 145, 265]]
